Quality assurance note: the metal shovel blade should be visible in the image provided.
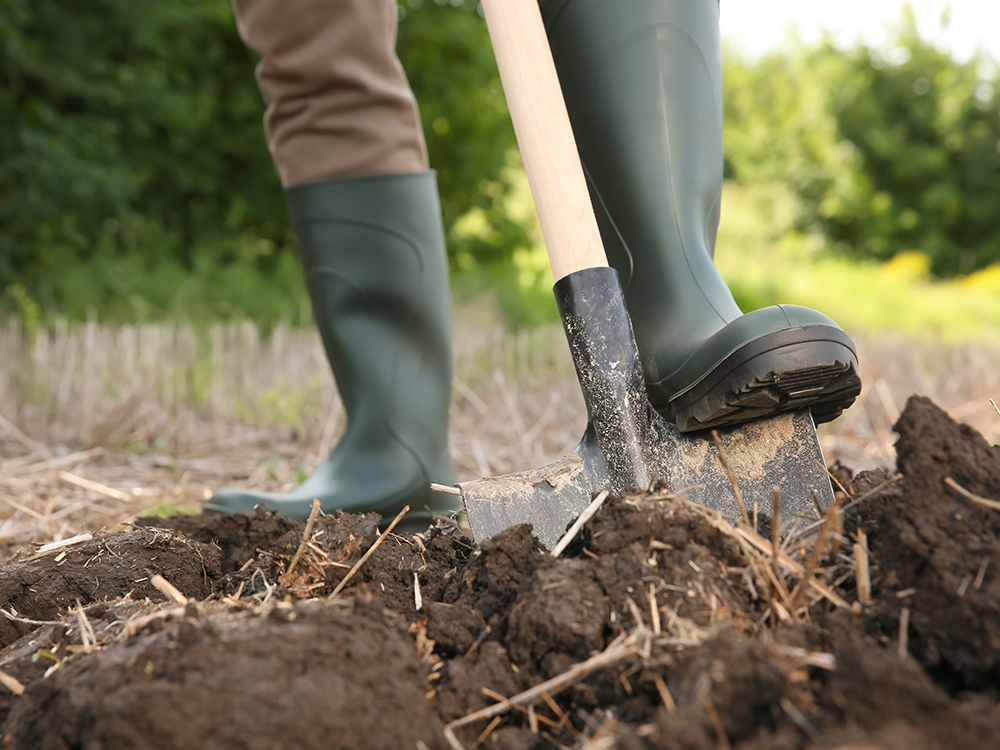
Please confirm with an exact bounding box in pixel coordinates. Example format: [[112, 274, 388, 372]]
[[459, 268, 834, 549]]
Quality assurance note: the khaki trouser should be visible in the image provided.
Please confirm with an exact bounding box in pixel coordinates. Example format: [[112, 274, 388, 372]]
[[233, 0, 429, 187]]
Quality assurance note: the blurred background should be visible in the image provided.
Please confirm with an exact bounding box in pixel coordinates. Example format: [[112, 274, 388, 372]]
[[0, 1, 997, 547]]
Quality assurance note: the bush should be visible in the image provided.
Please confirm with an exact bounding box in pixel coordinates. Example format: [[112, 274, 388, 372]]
[[0, 0, 523, 323], [723, 8, 1000, 276]]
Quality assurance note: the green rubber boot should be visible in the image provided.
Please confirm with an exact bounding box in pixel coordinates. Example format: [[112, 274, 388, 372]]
[[540, 0, 861, 432], [206, 172, 459, 529]]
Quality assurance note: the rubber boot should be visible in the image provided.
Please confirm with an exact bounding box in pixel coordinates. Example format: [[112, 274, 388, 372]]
[[206, 172, 459, 529], [539, 0, 861, 432]]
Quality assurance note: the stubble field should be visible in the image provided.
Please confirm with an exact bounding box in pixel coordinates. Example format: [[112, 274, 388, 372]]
[[0, 318, 998, 749]]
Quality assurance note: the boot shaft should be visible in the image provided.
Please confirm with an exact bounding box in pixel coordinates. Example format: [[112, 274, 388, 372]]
[[286, 172, 453, 447], [541, 0, 740, 379]]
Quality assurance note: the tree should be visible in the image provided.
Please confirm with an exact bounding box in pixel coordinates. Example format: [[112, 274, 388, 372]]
[[723, 9, 1000, 276]]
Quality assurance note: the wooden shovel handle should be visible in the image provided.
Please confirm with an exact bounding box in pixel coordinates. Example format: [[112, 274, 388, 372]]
[[481, 0, 608, 281]]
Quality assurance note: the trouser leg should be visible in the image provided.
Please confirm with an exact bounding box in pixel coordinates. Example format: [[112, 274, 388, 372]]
[[232, 0, 428, 185]]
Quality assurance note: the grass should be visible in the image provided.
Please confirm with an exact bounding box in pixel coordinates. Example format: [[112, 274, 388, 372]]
[[0, 311, 997, 555], [714, 183, 1000, 341], [1, 309, 996, 469]]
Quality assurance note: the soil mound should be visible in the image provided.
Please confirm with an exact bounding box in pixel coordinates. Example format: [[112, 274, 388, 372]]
[[0, 395, 998, 749], [0, 527, 219, 648], [4, 601, 442, 750], [864, 396, 1000, 691]]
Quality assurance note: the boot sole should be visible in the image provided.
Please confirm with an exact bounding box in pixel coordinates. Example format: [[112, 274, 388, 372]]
[[651, 327, 862, 433]]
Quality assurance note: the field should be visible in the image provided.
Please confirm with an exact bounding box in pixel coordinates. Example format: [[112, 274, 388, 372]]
[[0, 311, 998, 748]]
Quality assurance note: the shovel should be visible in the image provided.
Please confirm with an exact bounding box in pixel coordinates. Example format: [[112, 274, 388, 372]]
[[461, 0, 835, 549]]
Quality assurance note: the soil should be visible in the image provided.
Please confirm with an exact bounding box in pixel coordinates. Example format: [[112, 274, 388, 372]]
[[0, 395, 998, 749]]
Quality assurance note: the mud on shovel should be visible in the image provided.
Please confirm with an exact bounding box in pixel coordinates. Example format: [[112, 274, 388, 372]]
[[458, 0, 834, 549]]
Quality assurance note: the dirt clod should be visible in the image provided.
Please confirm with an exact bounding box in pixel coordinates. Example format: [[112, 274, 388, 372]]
[[3, 602, 443, 750], [864, 396, 1000, 692], [0, 527, 219, 648]]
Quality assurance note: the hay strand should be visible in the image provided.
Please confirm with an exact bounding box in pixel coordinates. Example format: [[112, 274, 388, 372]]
[[551, 490, 609, 558], [710, 430, 749, 526]]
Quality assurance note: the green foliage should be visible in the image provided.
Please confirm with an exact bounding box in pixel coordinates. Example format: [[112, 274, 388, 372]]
[[5, 0, 997, 326], [450, 152, 561, 328], [452, 261, 558, 329], [723, 9, 1000, 276], [0, 0, 523, 323], [0, 0, 295, 321]]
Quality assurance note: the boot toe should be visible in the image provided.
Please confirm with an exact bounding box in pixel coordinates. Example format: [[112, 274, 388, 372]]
[[651, 322, 862, 433]]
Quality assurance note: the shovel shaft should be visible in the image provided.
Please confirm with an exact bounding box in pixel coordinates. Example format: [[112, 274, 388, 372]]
[[481, 0, 608, 280], [555, 267, 652, 492]]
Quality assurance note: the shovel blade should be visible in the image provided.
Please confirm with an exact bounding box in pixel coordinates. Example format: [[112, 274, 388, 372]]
[[460, 409, 833, 549], [460, 268, 838, 549]]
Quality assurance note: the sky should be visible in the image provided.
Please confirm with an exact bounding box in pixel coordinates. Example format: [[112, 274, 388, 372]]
[[719, 1, 1000, 64]]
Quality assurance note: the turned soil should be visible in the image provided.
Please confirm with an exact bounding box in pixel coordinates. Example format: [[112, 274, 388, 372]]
[[0, 396, 998, 749]]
